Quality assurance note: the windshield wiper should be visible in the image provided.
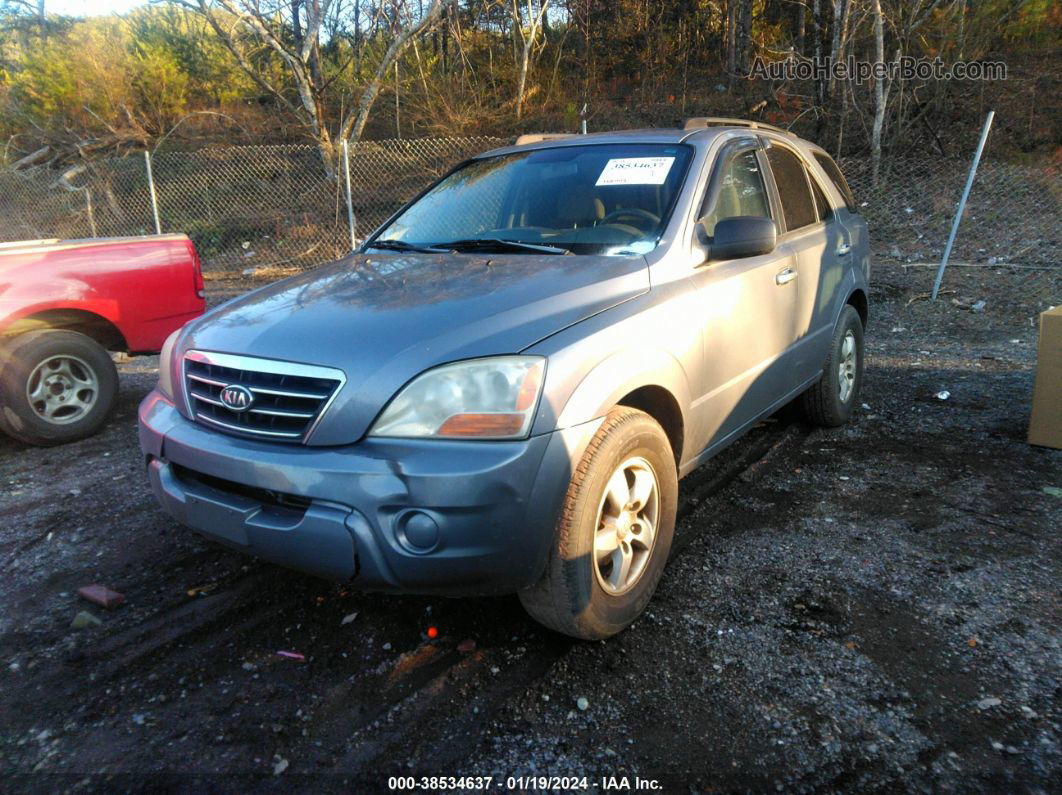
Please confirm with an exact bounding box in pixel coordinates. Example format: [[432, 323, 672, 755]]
[[364, 239, 447, 254], [434, 238, 570, 255]]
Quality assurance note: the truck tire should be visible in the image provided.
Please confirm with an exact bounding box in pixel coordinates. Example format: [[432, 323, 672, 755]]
[[0, 330, 118, 446], [800, 305, 864, 427], [518, 407, 678, 640]]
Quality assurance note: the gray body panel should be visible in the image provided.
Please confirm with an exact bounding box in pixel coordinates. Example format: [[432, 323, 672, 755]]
[[140, 125, 870, 592], [140, 391, 599, 593], [180, 251, 648, 445]]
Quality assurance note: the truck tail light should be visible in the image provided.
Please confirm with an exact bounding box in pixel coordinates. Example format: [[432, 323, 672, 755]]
[[186, 240, 205, 299]]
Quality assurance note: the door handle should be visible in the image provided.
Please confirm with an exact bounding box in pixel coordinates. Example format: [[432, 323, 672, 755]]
[[836, 242, 852, 256], [775, 268, 797, 285]]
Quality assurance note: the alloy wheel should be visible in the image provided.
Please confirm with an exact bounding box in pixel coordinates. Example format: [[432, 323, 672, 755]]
[[837, 330, 857, 403], [593, 456, 660, 595]]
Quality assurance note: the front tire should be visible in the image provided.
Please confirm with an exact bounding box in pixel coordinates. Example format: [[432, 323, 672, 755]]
[[518, 407, 678, 640], [800, 305, 864, 427], [0, 331, 118, 446]]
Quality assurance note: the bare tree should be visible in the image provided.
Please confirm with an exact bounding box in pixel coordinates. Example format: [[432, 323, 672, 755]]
[[726, 0, 737, 85], [2, 0, 45, 27], [827, 0, 851, 103], [793, 0, 807, 55], [736, 0, 752, 76], [2, 0, 47, 39], [509, 0, 551, 119], [341, 1, 446, 142], [811, 0, 823, 101], [174, 0, 444, 172], [870, 0, 887, 182]]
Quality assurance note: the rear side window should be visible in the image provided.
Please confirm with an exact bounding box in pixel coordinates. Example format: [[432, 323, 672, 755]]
[[810, 174, 832, 221], [766, 147, 817, 231], [813, 152, 857, 211]]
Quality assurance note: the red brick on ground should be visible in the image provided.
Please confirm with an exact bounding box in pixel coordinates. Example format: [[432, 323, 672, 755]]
[[76, 584, 125, 609]]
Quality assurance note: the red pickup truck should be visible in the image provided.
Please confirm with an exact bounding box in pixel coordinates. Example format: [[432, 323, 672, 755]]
[[0, 234, 206, 445]]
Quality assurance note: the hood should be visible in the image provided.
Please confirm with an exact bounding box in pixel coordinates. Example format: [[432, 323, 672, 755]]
[[179, 251, 648, 444]]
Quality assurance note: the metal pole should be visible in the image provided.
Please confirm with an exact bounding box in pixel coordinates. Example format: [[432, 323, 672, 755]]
[[342, 139, 356, 251], [144, 150, 162, 235], [85, 188, 97, 238], [931, 110, 994, 300], [394, 61, 401, 140]]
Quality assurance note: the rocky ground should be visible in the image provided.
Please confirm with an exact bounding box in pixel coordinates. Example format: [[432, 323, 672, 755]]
[[0, 263, 1058, 793]]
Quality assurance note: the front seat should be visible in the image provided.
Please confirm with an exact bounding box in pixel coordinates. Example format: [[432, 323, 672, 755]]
[[555, 192, 605, 229]]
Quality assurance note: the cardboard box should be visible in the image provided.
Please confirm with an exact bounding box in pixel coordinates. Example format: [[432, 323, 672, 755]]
[[1028, 306, 1062, 450]]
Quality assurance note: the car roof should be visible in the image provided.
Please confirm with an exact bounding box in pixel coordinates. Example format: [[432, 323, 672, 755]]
[[478, 127, 717, 158], [478, 123, 811, 159]]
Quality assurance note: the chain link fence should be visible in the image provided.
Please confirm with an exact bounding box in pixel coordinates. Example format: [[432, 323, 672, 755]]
[[840, 155, 1060, 311], [0, 136, 505, 278], [0, 137, 1058, 309]]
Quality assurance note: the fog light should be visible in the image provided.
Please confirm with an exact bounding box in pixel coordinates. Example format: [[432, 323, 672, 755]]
[[396, 510, 440, 552]]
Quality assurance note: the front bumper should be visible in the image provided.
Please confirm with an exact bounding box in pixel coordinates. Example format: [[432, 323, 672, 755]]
[[139, 392, 597, 595]]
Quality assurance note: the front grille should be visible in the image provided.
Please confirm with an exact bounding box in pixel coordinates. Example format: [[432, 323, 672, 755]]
[[183, 351, 344, 443]]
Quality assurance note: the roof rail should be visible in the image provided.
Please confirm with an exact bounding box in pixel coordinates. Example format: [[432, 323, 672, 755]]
[[514, 133, 578, 145], [683, 117, 792, 135]]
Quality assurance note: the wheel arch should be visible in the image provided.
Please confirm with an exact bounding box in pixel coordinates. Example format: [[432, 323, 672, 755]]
[[615, 385, 684, 467], [1, 308, 127, 351], [846, 288, 868, 329], [550, 348, 692, 466]]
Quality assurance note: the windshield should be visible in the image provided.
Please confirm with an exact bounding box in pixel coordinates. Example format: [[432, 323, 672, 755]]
[[372, 143, 693, 256]]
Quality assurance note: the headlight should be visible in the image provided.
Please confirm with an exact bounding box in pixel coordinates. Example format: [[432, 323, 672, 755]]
[[157, 329, 180, 401], [369, 356, 545, 439]]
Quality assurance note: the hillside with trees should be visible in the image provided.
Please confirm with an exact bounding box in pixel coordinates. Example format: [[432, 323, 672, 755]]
[[0, 0, 1058, 170]]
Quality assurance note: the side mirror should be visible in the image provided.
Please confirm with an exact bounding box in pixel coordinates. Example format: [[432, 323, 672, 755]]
[[707, 216, 777, 260]]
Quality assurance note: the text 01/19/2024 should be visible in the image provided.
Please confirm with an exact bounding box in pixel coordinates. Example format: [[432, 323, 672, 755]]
[[387, 775, 663, 790]]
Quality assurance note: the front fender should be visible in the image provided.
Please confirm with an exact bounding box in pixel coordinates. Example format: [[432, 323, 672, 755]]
[[541, 346, 693, 452]]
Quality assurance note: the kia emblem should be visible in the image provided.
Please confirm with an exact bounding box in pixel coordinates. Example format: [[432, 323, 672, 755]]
[[220, 384, 254, 412]]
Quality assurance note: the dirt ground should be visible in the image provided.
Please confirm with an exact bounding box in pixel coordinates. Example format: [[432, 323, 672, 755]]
[[1, 263, 1059, 793]]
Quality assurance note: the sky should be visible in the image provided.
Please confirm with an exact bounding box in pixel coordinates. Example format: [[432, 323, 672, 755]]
[[45, 0, 146, 16]]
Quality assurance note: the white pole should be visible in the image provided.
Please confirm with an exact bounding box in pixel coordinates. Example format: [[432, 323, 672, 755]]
[[342, 139, 356, 251], [144, 150, 162, 235], [931, 110, 994, 300], [85, 188, 97, 238]]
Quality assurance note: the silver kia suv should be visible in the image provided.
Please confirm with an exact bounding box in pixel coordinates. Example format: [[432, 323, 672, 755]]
[[140, 118, 870, 639]]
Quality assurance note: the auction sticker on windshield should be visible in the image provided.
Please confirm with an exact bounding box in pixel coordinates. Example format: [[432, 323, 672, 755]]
[[595, 157, 675, 186]]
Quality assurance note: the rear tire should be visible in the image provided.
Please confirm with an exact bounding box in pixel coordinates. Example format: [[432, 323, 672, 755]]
[[800, 305, 864, 427], [0, 330, 118, 446], [518, 407, 678, 640]]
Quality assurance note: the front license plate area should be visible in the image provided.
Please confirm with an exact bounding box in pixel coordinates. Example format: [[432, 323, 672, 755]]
[[185, 491, 252, 546]]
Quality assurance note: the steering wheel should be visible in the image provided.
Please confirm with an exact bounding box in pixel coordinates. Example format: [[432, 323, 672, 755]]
[[600, 207, 661, 229]]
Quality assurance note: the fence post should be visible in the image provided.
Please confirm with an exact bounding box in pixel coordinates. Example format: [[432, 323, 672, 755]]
[[144, 150, 162, 235], [931, 110, 995, 300], [85, 188, 97, 238], [342, 139, 356, 251]]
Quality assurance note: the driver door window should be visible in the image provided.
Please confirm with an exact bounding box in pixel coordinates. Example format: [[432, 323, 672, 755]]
[[699, 149, 771, 238]]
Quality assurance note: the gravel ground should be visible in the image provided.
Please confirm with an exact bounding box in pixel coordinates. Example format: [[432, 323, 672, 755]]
[[0, 263, 1058, 793]]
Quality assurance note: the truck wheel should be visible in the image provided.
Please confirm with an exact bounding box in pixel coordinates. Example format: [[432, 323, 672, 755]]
[[0, 331, 118, 446], [518, 407, 677, 640], [800, 305, 864, 427]]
